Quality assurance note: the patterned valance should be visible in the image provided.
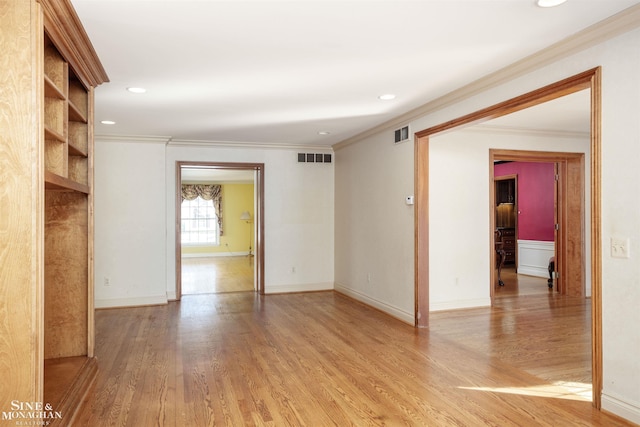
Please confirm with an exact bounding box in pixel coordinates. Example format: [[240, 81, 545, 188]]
[[181, 184, 221, 202], [181, 184, 223, 235]]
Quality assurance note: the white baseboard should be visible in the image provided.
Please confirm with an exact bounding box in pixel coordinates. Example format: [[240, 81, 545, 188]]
[[429, 298, 491, 312], [602, 392, 640, 425], [333, 283, 414, 325], [265, 282, 334, 294], [517, 239, 555, 278], [181, 251, 250, 258], [95, 294, 168, 309]]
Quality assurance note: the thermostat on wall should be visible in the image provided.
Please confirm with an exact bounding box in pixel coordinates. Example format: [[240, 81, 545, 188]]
[[406, 196, 414, 205]]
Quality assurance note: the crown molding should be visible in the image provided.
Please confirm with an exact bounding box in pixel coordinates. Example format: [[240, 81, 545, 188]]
[[95, 134, 171, 144], [39, 0, 109, 87], [461, 124, 590, 139], [167, 139, 334, 152], [95, 134, 334, 151], [332, 3, 640, 151]]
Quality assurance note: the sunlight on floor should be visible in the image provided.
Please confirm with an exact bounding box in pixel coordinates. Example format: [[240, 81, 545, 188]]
[[460, 381, 592, 402]]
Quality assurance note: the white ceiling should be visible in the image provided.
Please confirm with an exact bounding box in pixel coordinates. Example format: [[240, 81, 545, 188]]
[[482, 89, 591, 133], [71, 0, 638, 147]]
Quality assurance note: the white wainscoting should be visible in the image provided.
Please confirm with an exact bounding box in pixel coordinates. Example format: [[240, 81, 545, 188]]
[[517, 240, 555, 278]]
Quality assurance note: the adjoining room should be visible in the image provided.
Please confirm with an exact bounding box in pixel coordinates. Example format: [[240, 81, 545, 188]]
[[179, 167, 256, 295]]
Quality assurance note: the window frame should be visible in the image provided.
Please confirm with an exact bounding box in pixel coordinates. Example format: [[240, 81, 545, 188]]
[[180, 196, 220, 246]]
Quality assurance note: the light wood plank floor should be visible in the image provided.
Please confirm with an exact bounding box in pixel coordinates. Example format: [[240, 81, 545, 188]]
[[433, 266, 593, 390], [75, 270, 634, 426], [182, 256, 254, 294]]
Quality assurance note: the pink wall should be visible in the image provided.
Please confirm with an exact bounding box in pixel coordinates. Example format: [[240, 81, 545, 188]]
[[494, 162, 555, 241]]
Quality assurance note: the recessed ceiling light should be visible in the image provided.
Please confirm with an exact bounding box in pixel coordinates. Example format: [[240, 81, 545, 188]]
[[126, 87, 146, 94], [536, 0, 567, 7], [318, 131, 331, 135], [378, 94, 396, 100], [100, 120, 116, 125]]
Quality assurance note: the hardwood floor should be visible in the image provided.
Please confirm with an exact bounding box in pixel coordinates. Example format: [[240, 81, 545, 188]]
[[182, 256, 254, 294], [432, 266, 592, 389], [74, 271, 634, 426]]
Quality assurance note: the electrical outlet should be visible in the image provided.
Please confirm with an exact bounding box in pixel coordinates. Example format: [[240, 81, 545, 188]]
[[104, 277, 111, 286], [611, 237, 630, 259]]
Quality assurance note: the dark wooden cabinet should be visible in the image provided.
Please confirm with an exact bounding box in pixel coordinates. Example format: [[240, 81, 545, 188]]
[[495, 175, 517, 267], [496, 179, 515, 205], [498, 227, 516, 264]]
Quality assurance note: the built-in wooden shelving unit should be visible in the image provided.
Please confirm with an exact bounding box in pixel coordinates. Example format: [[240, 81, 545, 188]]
[[0, 0, 108, 424]]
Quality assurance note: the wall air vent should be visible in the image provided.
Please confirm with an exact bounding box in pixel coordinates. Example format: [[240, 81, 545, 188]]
[[298, 153, 332, 163], [394, 125, 410, 144]]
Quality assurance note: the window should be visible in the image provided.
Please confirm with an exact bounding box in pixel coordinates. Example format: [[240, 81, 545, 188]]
[[181, 196, 219, 245]]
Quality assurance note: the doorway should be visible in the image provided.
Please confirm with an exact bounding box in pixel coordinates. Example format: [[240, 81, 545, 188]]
[[414, 68, 601, 406], [175, 161, 265, 299], [494, 173, 518, 282], [490, 151, 586, 301]]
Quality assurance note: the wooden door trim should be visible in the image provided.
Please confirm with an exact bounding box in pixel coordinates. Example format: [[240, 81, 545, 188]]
[[175, 161, 265, 299], [414, 133, 429, 327], [414, 67, 601, 407], [415, 68, 596, 139], [489, 150, 585, 299]]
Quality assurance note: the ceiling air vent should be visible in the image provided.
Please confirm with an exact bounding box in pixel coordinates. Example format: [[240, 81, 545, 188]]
[[298, 153, 332, 163], [394, 125, 410, 144]]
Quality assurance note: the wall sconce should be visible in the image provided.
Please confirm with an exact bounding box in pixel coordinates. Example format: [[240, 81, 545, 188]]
[[240, 211, 253, 256]]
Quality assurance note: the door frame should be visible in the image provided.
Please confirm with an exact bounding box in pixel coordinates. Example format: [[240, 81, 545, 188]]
[[489, 150, 586, 301], [414, 67, 601, 406], [175, 161, 265, 298]]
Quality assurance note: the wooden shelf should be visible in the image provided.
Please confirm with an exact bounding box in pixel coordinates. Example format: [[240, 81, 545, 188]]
[[45, 170, 90, 193], [43, 41, 67, 91], [68, 140, 88, 157], [68, 100, 88, 123], [44, 124, 66, 143], [44, 75, 65, 99]]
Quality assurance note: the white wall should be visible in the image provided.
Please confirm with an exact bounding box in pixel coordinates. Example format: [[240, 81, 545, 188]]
[[334, 136, 415, 323], [597, 28, 640, 423], [94, 140, 168, 308], [95, 140, 335, 307], [334, 27, 640, 423], [165, 143, 335, 297]]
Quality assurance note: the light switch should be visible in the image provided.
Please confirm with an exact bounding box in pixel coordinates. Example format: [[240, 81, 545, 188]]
[[611, 237, 630, 259]]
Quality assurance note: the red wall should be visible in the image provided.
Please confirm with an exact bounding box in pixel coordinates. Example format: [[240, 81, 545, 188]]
[[494, 162, 555, 241]]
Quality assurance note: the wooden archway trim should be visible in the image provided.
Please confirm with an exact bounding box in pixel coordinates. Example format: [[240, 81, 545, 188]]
[[175, 161, 265, 298], [415, 67, 597, 138], [414, 67, 601, 407]]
